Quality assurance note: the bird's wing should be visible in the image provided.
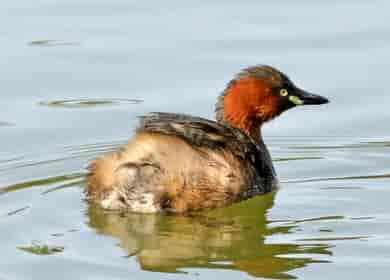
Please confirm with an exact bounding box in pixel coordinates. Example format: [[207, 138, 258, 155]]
[[136, 112, 259, 162]]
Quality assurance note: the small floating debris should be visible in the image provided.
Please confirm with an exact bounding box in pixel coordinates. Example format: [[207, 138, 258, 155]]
[[29, 40, 80, 47], [39, 98, 143, 109], [18, 242, 64, 255]]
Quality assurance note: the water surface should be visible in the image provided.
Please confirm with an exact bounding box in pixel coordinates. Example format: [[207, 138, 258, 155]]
[[1, 0, 390, 279]]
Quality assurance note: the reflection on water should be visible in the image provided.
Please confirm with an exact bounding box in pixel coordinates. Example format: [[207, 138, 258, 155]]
[[87, 192, 330, 279]]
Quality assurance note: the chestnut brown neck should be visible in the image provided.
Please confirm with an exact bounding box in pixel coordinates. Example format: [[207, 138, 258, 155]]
[[216, 77, 279, 144]]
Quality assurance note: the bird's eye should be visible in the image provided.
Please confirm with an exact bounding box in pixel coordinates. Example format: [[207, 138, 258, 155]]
[[280, 88, 288, 97]]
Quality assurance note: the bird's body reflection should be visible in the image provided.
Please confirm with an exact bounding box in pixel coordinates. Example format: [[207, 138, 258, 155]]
[[87, 191, 330, 279]]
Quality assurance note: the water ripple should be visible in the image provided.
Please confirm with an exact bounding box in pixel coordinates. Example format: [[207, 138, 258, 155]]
[[0, 140, 123, 173], [29, 40, 80, 47], [296, 236, 369, 242], [0, 173, 85, 196], [18, 242, 64, 255], [0, 121, 13, 127], [5, 206, 30, 217], [284, 173, 390, 184], [39, 98, 143, 108]]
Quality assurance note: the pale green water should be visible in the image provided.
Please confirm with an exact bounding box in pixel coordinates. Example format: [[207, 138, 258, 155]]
[[1, 1, 390, 279]]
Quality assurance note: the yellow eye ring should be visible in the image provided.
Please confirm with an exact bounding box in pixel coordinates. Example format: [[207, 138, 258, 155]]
[[280, 89, 288, 97]]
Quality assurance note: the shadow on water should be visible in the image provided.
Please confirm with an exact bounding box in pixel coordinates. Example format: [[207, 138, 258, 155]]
[[87, 192, 331, 279]]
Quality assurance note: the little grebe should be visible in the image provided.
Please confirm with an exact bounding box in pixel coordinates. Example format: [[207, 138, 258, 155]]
[[86, 65, 329, 213]]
